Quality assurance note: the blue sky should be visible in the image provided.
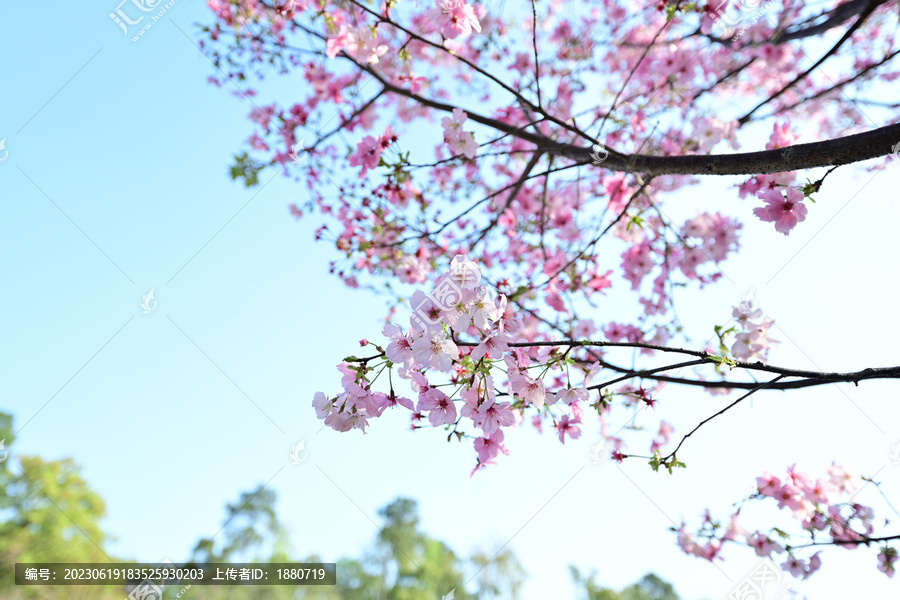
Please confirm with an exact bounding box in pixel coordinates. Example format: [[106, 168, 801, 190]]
[[2, 2, 900, 599]]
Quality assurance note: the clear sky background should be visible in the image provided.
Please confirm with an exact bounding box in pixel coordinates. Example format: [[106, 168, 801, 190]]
[[2, 2, 900, 599]]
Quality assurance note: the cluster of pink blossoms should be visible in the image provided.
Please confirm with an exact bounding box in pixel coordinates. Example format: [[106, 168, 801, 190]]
[[423, 0, 484, 40], [677, 463, 896, 578], [745, 123, 809, 236], [690, 115, 739, 153], [730, 302, 778, 362], [348, 126, 398, 179], [202, 0, 900, 581], [441, 108, 479, 159], [312, 255, 642, 473]]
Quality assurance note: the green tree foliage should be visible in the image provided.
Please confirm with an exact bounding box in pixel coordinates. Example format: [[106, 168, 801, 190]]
[[571, 568, 682, 600], [182, 484, 294, 600], [191, 485, 290, 563], [0, 411, 686, 600], [297, 497, 524, 600], [370, 497, 468, 600], [0, 412, 122, 600]]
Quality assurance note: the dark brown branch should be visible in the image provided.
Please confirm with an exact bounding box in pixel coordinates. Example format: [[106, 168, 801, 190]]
[[702, 0, 893, 47], [774, 0, 894, 44], [456, 337, 900, 388], [738, 3, 879, 124], [792, 533, 900, 548], [662, 376, 786, 462], [771, 48, 900, 117], [268, 31, 900, 178], [358, 66, 900, 175], [589, 359, 710, 391], [466, 150, 543, 248]]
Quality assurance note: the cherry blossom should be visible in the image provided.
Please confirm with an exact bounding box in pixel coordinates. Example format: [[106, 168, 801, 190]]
[[441, 108, 478, 159], [207, 0, 900, 580], [412, 333, 460, 372], [433, 0, 483, 40], [753, 187, 808, 235]]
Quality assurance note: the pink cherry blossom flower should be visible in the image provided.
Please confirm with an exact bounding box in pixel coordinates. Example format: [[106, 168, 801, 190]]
[[448, 131, 478, 159], [461, 289, 501, 331], [324, 410, 353, 432], [650, 420, 674, 453], [756, 471, 782, 497], [401, 369, 431, 394], [470, 330, 512, 361], [732, 331, 764, 361], [802, 478, 838, 505], [441, 109, 478, 159], [383, 323, 415, 367], [348, 134, 384, 178], [781, 552, 821, 579], [409, 290, 448, 335], [473, 429, 508, 466], [733, 304, 763, 329], [722, 512, 746, 542], [325, 25, 349, 58], [313, 391, 334, 419], [781, 555, 808, 578], [383, 392, 415, 411], [691, 116, 731, 153], [441, 108, 468, 140], [412, 333, 460, 372], [344, 412, 369, 433], [509, 371, 546, 408], [435, 0, 482, 39], [753, 187, 807, 235], [509, 52, 531, 74], [877, 549, 898, 578], [774, 483, 805, 512], [365, 392, 390, 418], [766, 121, 798, 149], [748, 532, 785, 557], [554, 386, 588, 406], [345, 25, 388, 64], [827, 462, 861, 494], [475, 396, 515, 435], [417, 388, 457, 426], [807, 552, 823, 578], [555, 414, 582, 444]]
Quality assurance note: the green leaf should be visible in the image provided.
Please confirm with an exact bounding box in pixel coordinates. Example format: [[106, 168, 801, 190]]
[[229, 152, 264, 187]]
